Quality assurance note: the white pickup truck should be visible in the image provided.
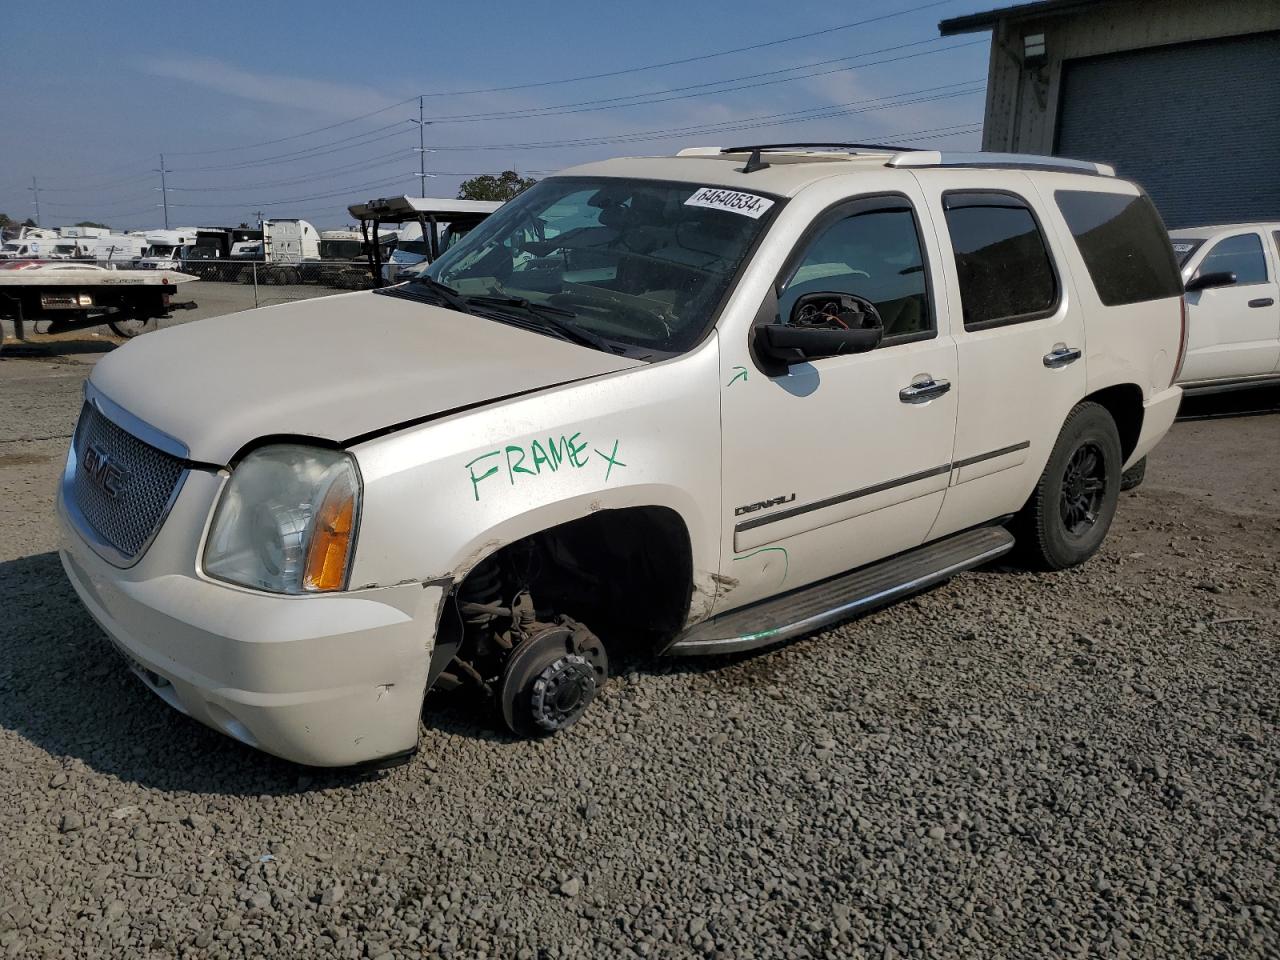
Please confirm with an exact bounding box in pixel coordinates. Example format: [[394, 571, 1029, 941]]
[[1171, 222, 1280, 394], [57, 146, 1185, 766]]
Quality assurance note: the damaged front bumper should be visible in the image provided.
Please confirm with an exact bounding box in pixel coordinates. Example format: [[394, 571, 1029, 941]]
[[57, 471, 443, 768]]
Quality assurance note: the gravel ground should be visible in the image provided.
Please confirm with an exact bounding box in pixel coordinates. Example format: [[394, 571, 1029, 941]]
[[1, 343, 1277, 958]]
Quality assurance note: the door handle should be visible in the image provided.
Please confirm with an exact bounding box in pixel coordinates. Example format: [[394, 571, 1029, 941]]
[[1248, 298, 1275, 308], [1043, 345, 1083, 368], [899, 377, 951, 404]]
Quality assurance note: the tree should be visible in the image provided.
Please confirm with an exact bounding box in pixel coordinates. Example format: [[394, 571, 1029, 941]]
[[457, 171, 537, 202], [75, 220, 111, 230]]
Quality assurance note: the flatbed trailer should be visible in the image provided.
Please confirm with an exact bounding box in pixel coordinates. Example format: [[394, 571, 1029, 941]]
[[0, 263, 197, 346]]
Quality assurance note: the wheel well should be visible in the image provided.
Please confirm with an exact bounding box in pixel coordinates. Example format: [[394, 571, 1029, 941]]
[[456, 506, 694, 654], [1083, 383, 1144, 462]]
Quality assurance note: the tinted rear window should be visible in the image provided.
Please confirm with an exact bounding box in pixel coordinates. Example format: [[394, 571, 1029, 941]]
[[1054, 190, 1183, 306], [943, 193, 1057, 328]]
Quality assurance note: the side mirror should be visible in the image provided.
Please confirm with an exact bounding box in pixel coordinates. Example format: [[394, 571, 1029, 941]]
[[754, 291, 884, 372], [755, 322, 883, 368], [1185, 270, 1236, 293]]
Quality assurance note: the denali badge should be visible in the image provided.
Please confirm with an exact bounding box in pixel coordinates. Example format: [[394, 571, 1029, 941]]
[[735, 494, 796, 517], [82, 443, 130, 499]]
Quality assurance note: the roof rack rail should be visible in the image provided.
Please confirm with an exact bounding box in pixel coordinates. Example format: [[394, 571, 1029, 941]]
[[721, 142, 922, 154], [887, 151, 1116, 177]]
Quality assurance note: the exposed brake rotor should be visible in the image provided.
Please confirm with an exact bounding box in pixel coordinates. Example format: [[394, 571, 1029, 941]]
[[499, 621, 608, 737]]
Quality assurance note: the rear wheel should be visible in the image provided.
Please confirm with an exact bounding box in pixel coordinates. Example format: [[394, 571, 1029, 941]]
[[107, 316, 154, 338], [1014, 402, 1122, 570]]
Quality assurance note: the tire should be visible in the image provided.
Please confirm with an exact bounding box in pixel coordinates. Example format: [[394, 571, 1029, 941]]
[[1120, 456, 1147, 491], [107, 317, 155, 338], [1013, 401, 1123, 571]]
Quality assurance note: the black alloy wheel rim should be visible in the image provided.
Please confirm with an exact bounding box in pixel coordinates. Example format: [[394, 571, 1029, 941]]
[[1060, 441, 1106, 537]]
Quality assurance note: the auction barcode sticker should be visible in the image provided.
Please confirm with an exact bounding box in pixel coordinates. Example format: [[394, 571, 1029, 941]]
[[684, 187, 775, 219]]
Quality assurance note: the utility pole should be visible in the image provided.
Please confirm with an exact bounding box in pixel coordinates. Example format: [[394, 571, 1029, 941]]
[[28, 177, 40, 225], [418, 96, 427, 196], [156, 154, 170, 229], [409, 98, 435, 197]]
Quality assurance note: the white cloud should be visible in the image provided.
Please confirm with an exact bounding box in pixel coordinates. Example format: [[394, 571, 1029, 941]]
[[141, 55, 401, 116]]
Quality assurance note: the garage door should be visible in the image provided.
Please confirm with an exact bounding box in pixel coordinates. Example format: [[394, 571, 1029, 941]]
[[1056, 32, 1280, 229]]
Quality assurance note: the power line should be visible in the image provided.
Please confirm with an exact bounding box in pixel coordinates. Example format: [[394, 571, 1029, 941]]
[[421, 38, 982, 124], [29, 172, 155, 194], [166, 150, 419, 191], [164, 96, 420, 157], [422, 81, 985, 151], [414, 0, 959, 98], [172, 123, 415, 172], [168, 174, 415, 208], [167, 119, 981, 213], [41, 194, 158, 211]]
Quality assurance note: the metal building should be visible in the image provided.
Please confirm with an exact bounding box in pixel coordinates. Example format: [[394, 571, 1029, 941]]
[[940, 0, 1280, 227]]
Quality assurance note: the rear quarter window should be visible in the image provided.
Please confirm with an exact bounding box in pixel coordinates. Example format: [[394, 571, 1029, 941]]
[[1054, 190, 1183, 306], [942, 192, 1058, 329]]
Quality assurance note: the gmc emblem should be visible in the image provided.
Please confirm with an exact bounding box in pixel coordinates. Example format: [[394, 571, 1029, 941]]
[[82, 443, 130, 499]]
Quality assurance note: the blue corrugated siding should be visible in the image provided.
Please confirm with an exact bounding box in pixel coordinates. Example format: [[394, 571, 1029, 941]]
[[1055, 32, 1280, 229]]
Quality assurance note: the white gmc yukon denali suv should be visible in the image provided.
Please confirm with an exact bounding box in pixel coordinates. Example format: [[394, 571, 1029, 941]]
[[57, 146, 1187, 766]]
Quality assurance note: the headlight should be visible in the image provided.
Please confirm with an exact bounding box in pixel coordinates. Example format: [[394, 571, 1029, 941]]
[[203, 445, 361, 594]]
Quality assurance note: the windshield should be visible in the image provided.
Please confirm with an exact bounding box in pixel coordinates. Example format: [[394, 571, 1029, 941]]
[[320, 239, 363, 259], [423, 177, 776, 353], [144, 244, 177, 257], [1170, 238, 1204, 267]]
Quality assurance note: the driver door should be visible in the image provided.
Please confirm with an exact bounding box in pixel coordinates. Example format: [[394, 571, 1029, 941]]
[[719, 192, 958, 613]]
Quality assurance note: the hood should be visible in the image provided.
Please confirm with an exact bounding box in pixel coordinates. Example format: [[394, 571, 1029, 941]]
[[90, 291, 641, 464]]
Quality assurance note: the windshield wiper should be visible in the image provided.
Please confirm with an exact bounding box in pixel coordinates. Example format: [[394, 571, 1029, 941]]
[[465, 295, 620, 353], [467, 294, 575, 318], [405, 275, 471, 314]]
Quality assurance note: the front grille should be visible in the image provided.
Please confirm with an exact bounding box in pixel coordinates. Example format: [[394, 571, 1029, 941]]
[[70, 402, 186, 563]]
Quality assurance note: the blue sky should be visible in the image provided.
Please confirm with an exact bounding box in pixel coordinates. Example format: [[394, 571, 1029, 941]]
[[1, 0, 994, 230]]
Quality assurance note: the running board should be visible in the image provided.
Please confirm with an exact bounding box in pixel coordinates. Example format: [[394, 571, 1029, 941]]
[[666, 526, 1014, 656]]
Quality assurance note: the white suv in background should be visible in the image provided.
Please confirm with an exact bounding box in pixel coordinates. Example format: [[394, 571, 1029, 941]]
[[57, 145, 1185, 766], [1171, 223, 1280, 394]]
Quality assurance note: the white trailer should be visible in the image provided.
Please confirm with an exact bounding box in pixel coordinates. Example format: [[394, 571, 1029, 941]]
[[90, 234, 148, 265], [138, 229, 202, 269]]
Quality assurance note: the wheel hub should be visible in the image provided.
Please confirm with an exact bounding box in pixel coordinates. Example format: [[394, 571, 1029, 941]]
[[498, 622, 609, 737], [1060, 441, 1106, 536], [530, 654, 597, 731]]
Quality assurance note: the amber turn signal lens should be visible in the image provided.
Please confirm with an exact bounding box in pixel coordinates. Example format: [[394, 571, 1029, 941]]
[[303, 475, 357, 592]]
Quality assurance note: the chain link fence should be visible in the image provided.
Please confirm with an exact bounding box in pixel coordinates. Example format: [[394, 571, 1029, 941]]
[[0, 257, 393, 345], [3, 254, 384, 300]]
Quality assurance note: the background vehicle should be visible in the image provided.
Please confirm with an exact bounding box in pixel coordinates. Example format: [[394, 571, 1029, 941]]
[[252, 218, 320, 283], [57, 147, 1184, 766], [347, 196, 502, 283], [1, 230, 72, 259], [0, 261, 196, 341], [137, 229, 201, 269], [88, 233, 148, 265], [1171, 223, 1280, 394], [301, 230, 392, 287]]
